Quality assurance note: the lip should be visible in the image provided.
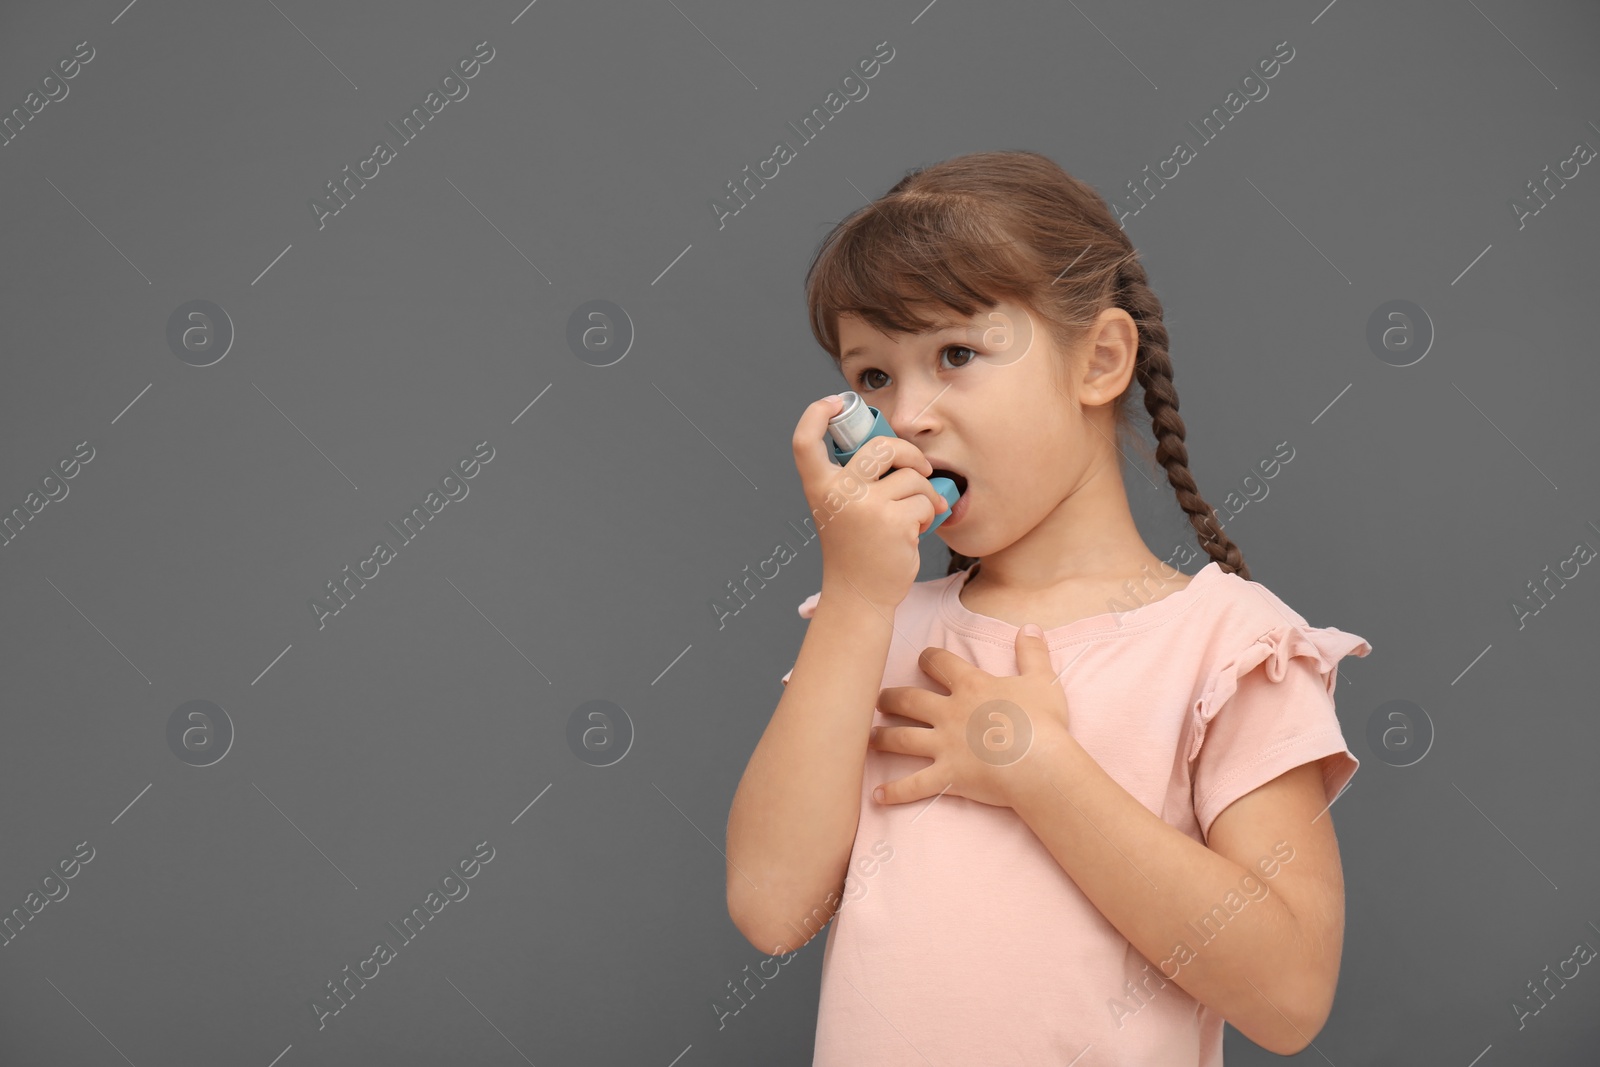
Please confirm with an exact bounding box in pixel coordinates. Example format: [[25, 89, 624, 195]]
[[941, 484, 970, 527]]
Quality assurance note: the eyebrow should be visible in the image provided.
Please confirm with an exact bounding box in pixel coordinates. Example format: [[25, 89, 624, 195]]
[[840, 322, 969, 366]]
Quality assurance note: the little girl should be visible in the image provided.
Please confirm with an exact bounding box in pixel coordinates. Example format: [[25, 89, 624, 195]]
[[725, 150, 1371, 1066]]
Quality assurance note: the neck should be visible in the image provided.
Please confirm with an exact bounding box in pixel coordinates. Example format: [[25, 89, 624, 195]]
[[967, 455, 1165, 594]]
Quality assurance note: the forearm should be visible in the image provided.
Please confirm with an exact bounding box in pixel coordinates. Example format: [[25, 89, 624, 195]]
[[726, 584, 896, 953], [1006, 730, 1316, 1054]]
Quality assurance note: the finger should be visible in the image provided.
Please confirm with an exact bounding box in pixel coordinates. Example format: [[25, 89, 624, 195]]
[[876, 686, 934, 724], [869, 724, 936, 757], [848, 434, 933, 482], [791, 394, 850, 481], [880, 468, 949, 515], [904, 493, 940, 537], [874, 766, 950, 806], [916, 646, 971, 692], [1014, 623, 1053, 675]]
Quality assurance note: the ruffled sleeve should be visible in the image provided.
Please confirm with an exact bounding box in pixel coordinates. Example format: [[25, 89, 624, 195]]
[[1188, 622, 1372, 842], [779, 590, 823, 686]]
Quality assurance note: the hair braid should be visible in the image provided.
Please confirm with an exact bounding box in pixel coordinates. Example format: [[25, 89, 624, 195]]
[[1117, 262, 1251, 580]]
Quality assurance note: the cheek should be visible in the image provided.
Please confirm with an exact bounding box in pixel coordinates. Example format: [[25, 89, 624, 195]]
[[999, 403, 1073, 466], [1013, 460, 1065, 512], [1003, 428, 1078, 508]]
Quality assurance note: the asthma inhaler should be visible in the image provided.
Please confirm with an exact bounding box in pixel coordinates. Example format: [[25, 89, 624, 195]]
[[824, 391, 961, 539]]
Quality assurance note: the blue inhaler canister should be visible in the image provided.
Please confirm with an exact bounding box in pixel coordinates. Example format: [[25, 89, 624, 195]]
[[824, 391, 961, 539]]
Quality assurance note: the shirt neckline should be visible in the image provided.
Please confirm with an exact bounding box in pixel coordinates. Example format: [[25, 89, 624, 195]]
[[939, 560, 1224, 644]]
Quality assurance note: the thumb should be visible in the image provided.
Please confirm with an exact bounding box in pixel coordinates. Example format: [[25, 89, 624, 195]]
[[1016, 623, 1049, 672]]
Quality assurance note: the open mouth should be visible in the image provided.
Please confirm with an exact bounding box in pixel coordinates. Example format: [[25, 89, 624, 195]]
[[930, 468, 969, 495]]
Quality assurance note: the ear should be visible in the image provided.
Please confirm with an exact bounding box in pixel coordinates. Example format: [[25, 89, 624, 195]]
[[1076, 307, 1139, 408]]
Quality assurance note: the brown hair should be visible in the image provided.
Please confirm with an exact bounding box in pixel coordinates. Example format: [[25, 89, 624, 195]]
[[802, 150, 1250, 581]]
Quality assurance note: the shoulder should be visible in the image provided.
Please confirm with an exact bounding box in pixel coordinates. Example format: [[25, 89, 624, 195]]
[[1183, 566, 1374, 733], [1197, 566, 1312, 632]]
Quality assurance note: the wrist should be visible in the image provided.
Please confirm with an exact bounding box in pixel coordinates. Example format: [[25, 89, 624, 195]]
[[1005, 719, 1082, 810], [816, 579, 899, 622]]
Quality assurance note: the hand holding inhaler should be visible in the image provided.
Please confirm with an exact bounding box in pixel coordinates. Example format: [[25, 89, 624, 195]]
[[791, 392, 963, 612]]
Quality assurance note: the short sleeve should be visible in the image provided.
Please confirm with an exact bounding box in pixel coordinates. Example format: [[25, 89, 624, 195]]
[[1189, 623, 1371, 843], [779, 591, 823, 686]]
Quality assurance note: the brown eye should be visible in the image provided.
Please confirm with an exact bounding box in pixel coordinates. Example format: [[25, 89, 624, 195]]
[[941, 345, 977, 369]]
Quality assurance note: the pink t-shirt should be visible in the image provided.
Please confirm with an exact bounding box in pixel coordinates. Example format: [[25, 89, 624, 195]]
[[778, 561, 1370, 1066]]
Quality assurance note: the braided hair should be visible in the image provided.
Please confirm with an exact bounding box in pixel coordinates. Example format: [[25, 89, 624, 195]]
[[803, 150, 1249, 583]]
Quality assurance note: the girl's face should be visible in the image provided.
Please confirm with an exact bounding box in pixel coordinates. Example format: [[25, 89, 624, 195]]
[[835, 299, 1135, 560]]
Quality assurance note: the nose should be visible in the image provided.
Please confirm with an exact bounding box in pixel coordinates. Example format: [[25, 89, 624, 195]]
[[886, 380, 949, 440]]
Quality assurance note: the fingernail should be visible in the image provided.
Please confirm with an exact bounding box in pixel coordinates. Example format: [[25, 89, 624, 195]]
[[1022, 623, 1044, 639], [873, 786, 886, 803]]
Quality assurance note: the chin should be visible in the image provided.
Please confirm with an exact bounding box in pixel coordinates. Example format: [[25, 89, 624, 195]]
[[940, 522, 1014, 559], [935, 530, 980, 556]]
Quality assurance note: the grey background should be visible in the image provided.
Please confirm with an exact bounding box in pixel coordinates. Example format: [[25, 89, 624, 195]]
[[1, 0, 1597, 1064]]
